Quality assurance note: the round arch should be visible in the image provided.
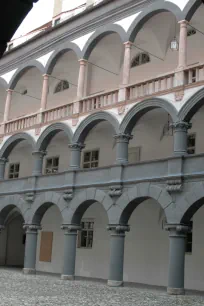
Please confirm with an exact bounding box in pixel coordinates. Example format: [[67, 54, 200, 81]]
[[120, 98, 178, 135], [0, 133, 36, 158], [183, 0, 202, 21], [45, 42, 82, 74], [36, 122, 73, 151], [127, 2, 182, 42], [72, 111, 120, 144], [0, 77, 9, 89], [9, 61, 45, 90], [82, 24, 127, 60], [0, 194, 28, 224], [63, 188, 113, 225], [26, 191, 68, 225], [109, 183, 173, 225], [178, 87, 204, 122]]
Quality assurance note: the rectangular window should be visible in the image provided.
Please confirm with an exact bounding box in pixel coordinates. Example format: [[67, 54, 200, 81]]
[[9, 163, 20, 179], [45, 156, 59, 174], [78, 220, 94, 248], [83, 150, 99, 169], [187, 133, 196, 155], [54, 18, 60, 26], [186, 222, 193, 254], [128, 147, 141, 163]]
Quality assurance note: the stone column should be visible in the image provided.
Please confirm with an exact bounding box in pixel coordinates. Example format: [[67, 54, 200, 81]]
[[165, 224, 190, 295], [40, 74, 49, 111], [69, 143, 85, 170], [77, 60, 87, 99], [3, 89, 13, 122], [32, 151, 47, 176], [178, 20, 188, 70], [0, 158, 8, 180], [107, 225, 130, 287], [61, 224, 81, 280], [23, 224, 41, 274], [114, 134, 132, 165], [171, 121, 192, 155], [122, 42, 132, 85]]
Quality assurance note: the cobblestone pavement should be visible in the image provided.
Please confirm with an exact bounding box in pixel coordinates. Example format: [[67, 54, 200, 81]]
[[0, 268, 204, 306]]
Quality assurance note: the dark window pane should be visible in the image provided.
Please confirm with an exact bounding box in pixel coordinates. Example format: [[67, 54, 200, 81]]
[[84, 152, 91, 162], [81, 231, 87, 247], [91, 162, 98, 168], [83, 163, 90, 169], [91, 151, 99, 161], [53, 158, 59, 167]]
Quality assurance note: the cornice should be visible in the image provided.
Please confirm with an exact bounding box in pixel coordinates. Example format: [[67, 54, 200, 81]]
[[0, 0, 152, 75]]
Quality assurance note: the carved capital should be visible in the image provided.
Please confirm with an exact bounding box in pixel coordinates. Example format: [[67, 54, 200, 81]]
[[170, 121, 192, 132], [68, 143, 85, 151], [175, 89, 184, 101], [166, 179, 183, 192], [114, 133, 133, 143], [25, 192, 35, 203], [164, 223, 191, 237], [32, 151, 47, 159], [23, 224, 42, 232], [0, 157, 8, 165], [61, 224, 81, 233], [63, 189, 73, 201], [108, 186, 122, 197], [107, 224, 130, 234]]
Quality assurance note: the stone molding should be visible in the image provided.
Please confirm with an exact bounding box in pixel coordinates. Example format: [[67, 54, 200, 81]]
[[114, 133, 133, 143], [107, 224, 130, 234], [23, 224, 42, 232], [68, 143, 85, 151], [170, 121, 192, 132], [164, 223, 191, 237]]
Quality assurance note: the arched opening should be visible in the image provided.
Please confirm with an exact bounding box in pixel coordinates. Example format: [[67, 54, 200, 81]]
[[31, 202, 63, 274], [70, 196, 110, 280], [0, 83, 7, 125], [47, 50, 79, 108], [9, 67, 43, 119], [0, 205, 25, 267], [85, 32, 123, 95], [129, 11, 179, 84]]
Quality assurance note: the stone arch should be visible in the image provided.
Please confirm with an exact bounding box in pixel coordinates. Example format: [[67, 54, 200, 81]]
[[36, 122, 73, 151], [0, 132, 36, 158], [0, 194, 28, 224], [26, 191, 68, 225], [120, 98, 178, 135], [82, 24, 127, 60], [72, 111, 120, 144], [176, 183, 204, 224], [45, 43, 82, 74], [127, 2, 182, 42], [178, 87, 204, 122], [108, 183, 173, 225], [0, 77, 9, 88], [63, 188, 114, 225], [9, 61, 45, 90], [183, 0, 202, 21]]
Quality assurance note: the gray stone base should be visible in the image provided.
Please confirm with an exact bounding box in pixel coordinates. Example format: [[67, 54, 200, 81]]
[[167, 287, 185, 295], [23, 268, 36, 275], [107, 280, 123, 287], [61, 274, 75, 280]]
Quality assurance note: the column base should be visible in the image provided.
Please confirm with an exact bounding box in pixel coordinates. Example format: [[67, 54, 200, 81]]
[[61, 274, 75, 280], [23, 268, 36, 275], [107, 280, 123, 287], [167, 287, 185, 295]]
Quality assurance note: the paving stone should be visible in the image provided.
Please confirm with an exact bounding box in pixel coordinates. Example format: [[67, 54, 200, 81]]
[[0, 268, 203, 306]]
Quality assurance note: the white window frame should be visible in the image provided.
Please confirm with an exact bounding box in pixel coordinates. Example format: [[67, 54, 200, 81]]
[[77, 219, 94, 249], [45, 156, 59, 174], [82, 149, 99, 169]]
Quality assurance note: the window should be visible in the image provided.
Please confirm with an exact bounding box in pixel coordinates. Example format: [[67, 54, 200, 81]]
[[45, 157, 59, 174], [8, 43, 13, 51], [131, 53, 150, 68], [78, 220, 94, 248], [128, 147, 141, 163], [54, 18, 60, 26], [54, 80, 69, 94], [186, 222, 193, 254], [83, 150, 99, 169], [9, 163, 20, 179], [187, 28, 196, 37], [187, 134, 196, 155]]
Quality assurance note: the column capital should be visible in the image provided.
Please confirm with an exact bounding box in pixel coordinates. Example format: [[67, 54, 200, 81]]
[[0, 157, 8, 165], [6, 89, 13, 93], [170, 121, 192, 132], [114, 133, 133, 142], [178, 20, 188, 26], [123, 41, 132, 48], [61, 224, 81, 233], [32, 150, 47, 158], [68, 143, 85, 151], [42, 74, 50, 78], [164, 223, 191, 237], [23, 224, 42, 233], [107, 224, 130, 235], [78, 59, 88, 65]]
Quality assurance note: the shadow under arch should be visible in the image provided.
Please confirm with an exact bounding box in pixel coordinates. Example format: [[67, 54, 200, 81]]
[[0, 132, 36, 159], [9, 61, 45, 90], [72, 111, 120, 144], [45, 42, 82, 75], [82, 24, 127, 60], [178, 87, 204, 122], [36, 122, 73, 152], [0, 194, 28, 224], [127, 2, 182, 42], [120, 97, 178, 135]]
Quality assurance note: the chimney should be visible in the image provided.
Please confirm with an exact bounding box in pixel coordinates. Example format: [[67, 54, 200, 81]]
[[53, 0, 62, 17]]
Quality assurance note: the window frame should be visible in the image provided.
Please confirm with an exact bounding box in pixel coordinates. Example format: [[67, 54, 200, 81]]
[[128, 146, 141, 164], [54, 80, 69, 94], [187, 133, 196, 155], [82, 149, 100, 169], [131, 52, 150, 68], [77, 219, 94, 249], [8, 162, 20, 179], [45, 156, 59, 174]]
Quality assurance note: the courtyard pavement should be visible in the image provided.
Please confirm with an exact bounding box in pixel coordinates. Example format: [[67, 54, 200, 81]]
[[0, 268, 204, 305]]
